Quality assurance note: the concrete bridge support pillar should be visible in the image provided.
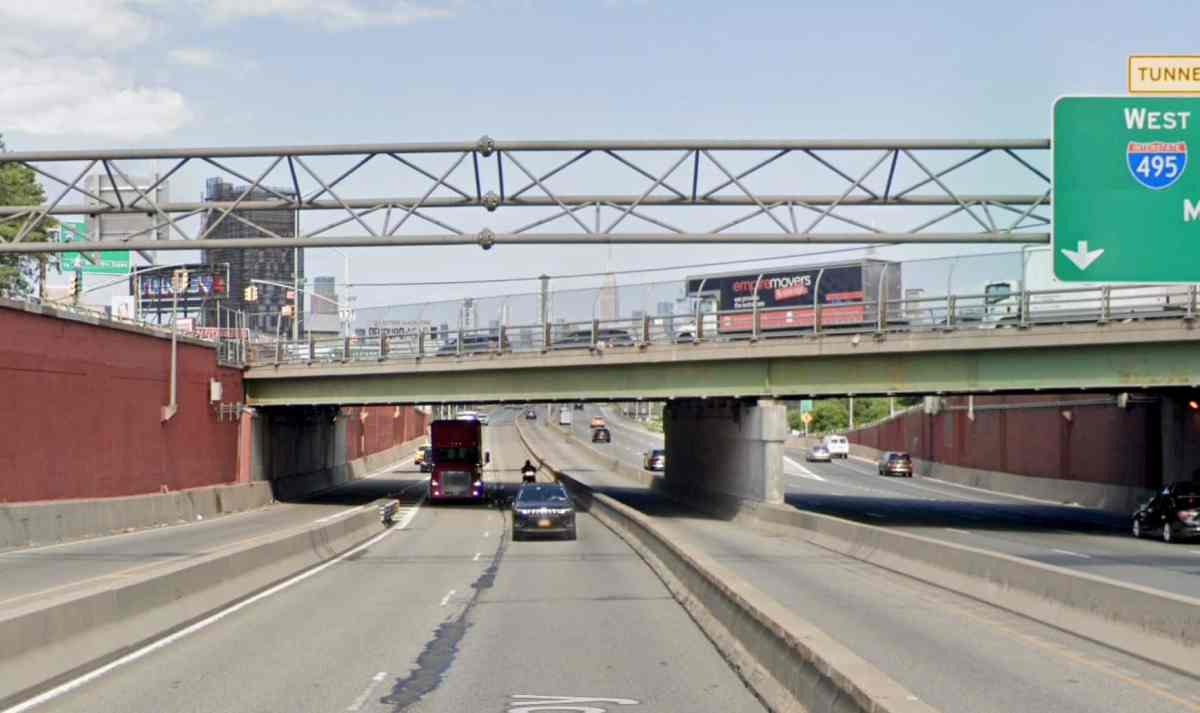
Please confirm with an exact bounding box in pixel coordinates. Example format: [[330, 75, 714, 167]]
[[663, 397, 786, 504]]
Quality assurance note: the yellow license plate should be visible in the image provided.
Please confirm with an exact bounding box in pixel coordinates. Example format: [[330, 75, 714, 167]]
[[538, 519, 552, 528]]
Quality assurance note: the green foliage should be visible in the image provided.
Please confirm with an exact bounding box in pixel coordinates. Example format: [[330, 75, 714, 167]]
[[790, 396, 906, 434], [0, 134, 53, 298]]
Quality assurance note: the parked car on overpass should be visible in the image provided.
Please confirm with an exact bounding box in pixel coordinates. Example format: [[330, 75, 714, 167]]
[[524, 408, 537, 421], [1132, 481, 1200, 543]]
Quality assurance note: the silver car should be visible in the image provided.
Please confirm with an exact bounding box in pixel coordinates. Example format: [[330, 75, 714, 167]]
[[806, 444, 832, 463]]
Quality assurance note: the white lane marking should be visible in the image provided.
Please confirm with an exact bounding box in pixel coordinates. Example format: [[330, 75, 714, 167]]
[[1051, 548, 1092, 559], [509, 695, 640, 710], [347, 672, 388, 711], [783, 456, 826, 482], [1, 500, 423, 713], [473, 552, 482, 562], [483, 531, 491, 538], [944, 528, 972, 535], [311, 504, 367, 525], [440, 589, 456, 606]]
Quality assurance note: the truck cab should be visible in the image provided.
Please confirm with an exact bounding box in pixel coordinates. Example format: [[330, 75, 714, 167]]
[[429, 419, 490, 501]]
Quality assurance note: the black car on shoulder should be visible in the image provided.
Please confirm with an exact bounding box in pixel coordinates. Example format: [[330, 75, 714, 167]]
[[512, 483, 576, 541], [524, 408, 537, 420], [592, 427, 611, 443], [1132, 481, 1200, 543]]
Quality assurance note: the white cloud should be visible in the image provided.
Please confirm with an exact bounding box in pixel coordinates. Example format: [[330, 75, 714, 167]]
[[0, 1, 156, 53], [197, 0, 453, 30], [0, 54, 191, 139], [168, 47, 219, 68]]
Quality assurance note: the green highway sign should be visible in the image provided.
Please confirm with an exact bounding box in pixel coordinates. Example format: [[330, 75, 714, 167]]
[[1054, 97, 1200, 282], [57, 222, 131, 276]]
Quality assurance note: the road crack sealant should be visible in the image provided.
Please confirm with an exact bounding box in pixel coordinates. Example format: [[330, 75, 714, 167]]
[[380, 517, 508, 711]]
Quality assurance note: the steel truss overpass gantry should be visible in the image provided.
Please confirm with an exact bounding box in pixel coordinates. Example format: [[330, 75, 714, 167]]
[[0, 137, 1052, 254]]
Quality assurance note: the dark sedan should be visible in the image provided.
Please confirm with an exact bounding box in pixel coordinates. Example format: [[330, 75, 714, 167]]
[[592, 427, 611, 443], [1132, 481, 1200, 543], [525, 409, 537, 420], [512, 483, 577, 541]]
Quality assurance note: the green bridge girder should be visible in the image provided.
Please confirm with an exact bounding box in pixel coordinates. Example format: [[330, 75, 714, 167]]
[[244, 322, 1200, 405]]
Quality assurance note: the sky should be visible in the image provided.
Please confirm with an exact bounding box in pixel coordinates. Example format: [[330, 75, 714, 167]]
[[1, 0, 1195, 317]]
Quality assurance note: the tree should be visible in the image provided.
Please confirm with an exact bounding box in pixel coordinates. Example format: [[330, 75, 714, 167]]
[[0, 134, 53, 298]]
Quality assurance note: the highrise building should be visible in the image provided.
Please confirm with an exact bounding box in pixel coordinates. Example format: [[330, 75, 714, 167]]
[[313, 276, 338, 315], [202, 178, 301, 334], [596, 273, 620, 321]]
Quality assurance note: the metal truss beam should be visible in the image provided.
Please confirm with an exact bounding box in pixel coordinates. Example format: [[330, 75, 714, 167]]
[[0, 137, 1053, 253], [0, 232, 1049, 254]]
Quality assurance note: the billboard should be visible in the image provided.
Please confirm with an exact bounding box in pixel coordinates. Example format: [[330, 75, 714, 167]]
[[55, 222, 131, 275], [132, 263, 229, 322]]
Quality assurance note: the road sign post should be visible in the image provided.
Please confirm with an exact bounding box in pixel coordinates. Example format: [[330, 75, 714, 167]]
[[1054, 96, 1200, 282]]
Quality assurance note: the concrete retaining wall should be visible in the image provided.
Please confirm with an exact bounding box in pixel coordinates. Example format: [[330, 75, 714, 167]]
[[517, 421, 933, 713], [0, 503, 388, 708], [664, 398, 786, 504], [0, 482, 274, 551]]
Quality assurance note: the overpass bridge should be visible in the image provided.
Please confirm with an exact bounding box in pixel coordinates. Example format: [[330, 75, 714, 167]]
[[242, 285, 1200, 406]]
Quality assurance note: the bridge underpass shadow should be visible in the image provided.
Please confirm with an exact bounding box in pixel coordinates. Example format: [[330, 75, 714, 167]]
[[782, 491, 1129, 537]]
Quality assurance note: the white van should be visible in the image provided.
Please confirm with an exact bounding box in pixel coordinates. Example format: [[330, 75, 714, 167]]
[[558, 408, 573, 426], [822, 435, 850, 459]]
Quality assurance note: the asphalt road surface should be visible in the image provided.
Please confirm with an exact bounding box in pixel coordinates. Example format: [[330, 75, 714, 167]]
[[0, 453, 427, 611], [12, 417, 765, 713], [524, 415, 1200, 713], [565, 404, 1200, 599]]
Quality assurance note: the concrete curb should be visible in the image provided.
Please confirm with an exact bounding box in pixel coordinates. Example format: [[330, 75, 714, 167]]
[[516, 421, 935, 713], [0, 502, 390, 708], [0, 482, 275, 552]]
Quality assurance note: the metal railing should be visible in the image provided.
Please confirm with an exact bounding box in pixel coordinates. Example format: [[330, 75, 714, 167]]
[[243, 283, 1199, 368]]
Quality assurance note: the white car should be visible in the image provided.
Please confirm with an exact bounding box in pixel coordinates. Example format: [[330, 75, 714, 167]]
[[822, 435, 850, 459]]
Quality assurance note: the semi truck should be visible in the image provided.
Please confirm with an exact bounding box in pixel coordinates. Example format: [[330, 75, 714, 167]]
[[982, 246, 1196, 324], [674, 259, 903, 339], [428, 419, 490, 502]]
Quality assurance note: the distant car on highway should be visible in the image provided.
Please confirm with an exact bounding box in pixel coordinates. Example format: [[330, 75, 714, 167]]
[[877, 452, 913, 477], [822, 435, 850, 459], [415, 445, 433, 472], [643, 448, 665, 471], [592, 427, 611, 443], [574, 402, 585, 410], [806, 444, 831, 463], [524, 409, 537, 420], [590, 416, 607, 429], [478, 412, 490, 426], [511, 483, 577, 541], [1132, 481, 1200, 543]]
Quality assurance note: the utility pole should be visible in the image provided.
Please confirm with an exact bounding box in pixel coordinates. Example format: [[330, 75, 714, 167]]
[[539, 274, 550, 325], [292, 210, 300, 340]]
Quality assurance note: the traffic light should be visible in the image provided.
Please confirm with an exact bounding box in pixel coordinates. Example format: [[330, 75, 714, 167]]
[[243, 285, 259, 302], [281, 304, 294, 317], [68, 270, 82, 303]]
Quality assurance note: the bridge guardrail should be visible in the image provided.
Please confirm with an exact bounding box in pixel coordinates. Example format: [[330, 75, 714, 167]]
[[243, 284, 1198, 367]]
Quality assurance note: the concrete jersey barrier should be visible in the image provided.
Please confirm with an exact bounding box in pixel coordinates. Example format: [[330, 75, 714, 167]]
[[0, 503, 390, 708], [0, 481, 274, 552], [516, 421, 936, 713]]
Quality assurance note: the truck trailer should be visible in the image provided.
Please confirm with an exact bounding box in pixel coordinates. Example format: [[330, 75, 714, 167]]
[[675, 259, 903, 339]]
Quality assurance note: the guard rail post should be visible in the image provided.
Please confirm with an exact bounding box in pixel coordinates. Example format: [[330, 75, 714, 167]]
[[642, 315, 651, 345], [379, 334, 389, 361], [273, 337, 281, 366], [457, 328, 463, 356], [417, 329, 426, 358], [591, 319, 599, 349], [1187, 284, 1198, 321], [1020, 289, 1031, 329], [694, 305, 704, 342], [497, 324, 507, 354], [343, 336, 351, 362], [875, 297, 887, 336], [307, 334, 315, 363], [1100, 286, 1111, 324]]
